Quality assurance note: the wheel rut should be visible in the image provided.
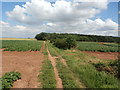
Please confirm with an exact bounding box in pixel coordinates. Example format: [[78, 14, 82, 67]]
[[52, 48, 86, 88], [46, 45, 63, 88]]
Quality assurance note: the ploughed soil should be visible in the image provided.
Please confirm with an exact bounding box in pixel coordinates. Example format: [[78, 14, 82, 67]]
[[82, 51, 118, 60], [2, 43, 45, 88]]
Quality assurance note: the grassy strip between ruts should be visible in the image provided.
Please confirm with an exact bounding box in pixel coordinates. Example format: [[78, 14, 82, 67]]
[[38, 42, 56, 88], [48, 42, 119, 88], [56, 58, 79, 88], [47, 42, 81, 88]]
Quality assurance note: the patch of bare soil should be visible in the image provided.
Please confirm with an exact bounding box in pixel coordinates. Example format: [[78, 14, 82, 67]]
[[2, 42, 45, 88], [82, 51, 119, 60], [47, 47, 63, 88]]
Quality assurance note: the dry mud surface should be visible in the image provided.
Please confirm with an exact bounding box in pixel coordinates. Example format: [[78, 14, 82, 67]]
[[2, 43, 45, 88], [82, 51, 119, 60]]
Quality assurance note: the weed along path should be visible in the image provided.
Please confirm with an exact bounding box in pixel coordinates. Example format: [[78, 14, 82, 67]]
[[2, 41, 45, 88], [46, 46, 63, 88], [53, 49, 86, 88]]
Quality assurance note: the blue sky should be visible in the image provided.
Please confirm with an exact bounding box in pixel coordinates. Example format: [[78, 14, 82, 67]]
[[95, 2, 118, 23], [0, 0, 119, 38], [1, 2, 118, 25]]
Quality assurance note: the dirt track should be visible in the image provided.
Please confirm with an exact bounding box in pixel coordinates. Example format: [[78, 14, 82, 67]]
[[47, 46, 63, 88], [2, 42, 45, 88]]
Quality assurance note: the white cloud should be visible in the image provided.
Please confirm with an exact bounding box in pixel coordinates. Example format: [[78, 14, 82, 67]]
[[2, 0, 118, 37], [1, 18, 118, 38], [6, 0, 108, 25], [46, 23, 56, 26]]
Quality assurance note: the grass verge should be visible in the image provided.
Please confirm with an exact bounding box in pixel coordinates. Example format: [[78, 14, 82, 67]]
[[39, 59, 56, 88], [62, 51, 119, 88], [47, 42, 81, 88], [38, 42, 56, 88], [56, 59, 79, 88]]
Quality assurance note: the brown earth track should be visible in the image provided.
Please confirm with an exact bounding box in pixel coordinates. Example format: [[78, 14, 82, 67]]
[[2, 42, 45, 88], [57, 53, 86, 88], [82, 51, 119, 60], [46, 45, 63, 88], [48, 48, 86, 88]]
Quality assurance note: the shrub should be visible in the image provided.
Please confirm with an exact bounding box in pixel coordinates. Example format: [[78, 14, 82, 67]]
[[1, 72, 21, 89], [51, 37, 77, 49], [35, 32, 48, 40]]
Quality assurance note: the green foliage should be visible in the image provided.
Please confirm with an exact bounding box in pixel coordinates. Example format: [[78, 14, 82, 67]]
[[93, 61, 119, 78], [56, 60, 79, 88], [62, 53, 119, 88], [48, 42, 80, 88], [51, 37, 77, 49], [2, 40, 42, 51], [35, 32, 49, 40], [39, 60, 56, 88], [92, 62, 106, 68], [35, 32, 120, 43], [77, 42, 119, 52], [48, 42, 119, 88], [1, 72, 21, 89]]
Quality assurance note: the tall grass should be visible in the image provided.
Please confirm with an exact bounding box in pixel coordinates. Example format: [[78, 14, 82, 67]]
[[47, 42, 84, 88], [38, 42, 56, 88], [62, 52, 119, 88], [39, 59, 56, 88], [48, 42, 119, 88], [56, 59, 79, 88]]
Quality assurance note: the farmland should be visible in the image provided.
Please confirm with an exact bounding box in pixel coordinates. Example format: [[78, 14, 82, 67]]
[[77, 42, 119, 52], [1, 39, 119, 89], [1, 40, 42, 51]]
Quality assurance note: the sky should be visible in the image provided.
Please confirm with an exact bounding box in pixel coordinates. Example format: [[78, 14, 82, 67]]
[[0, 0, 119, 38]]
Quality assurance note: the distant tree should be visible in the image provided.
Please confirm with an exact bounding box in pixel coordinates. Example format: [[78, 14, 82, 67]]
[[35, 32, 48, 40], [52, 37, 77, 49], [35, 32, 120, 43], [66, 37, 77, 49]]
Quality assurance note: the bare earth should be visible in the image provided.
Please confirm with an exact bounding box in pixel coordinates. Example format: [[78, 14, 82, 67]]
[[2, 43, 45, 88], [82, 51, 118, 60]]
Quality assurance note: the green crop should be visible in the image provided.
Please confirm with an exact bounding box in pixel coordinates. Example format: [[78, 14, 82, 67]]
[[1, 40, 42, 51], [0, 72, 21, 89], [77, 42, 119, 52]]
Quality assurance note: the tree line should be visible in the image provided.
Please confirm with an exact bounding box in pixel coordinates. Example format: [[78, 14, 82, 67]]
[[35, 32, 120, 43]]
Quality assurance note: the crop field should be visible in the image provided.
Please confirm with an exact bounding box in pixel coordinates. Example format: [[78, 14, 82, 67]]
[[1, 40, 42, 51], [47, 42, 119, 88], [0, 38, 35, 40], [1, 40, 119, 89], [77, 42, 119, 52]]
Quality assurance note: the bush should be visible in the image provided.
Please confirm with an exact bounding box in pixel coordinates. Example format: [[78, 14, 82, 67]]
[[51, 37, 77, 49], [35, 32, 48, 40], [1, 72, 21, 89]]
